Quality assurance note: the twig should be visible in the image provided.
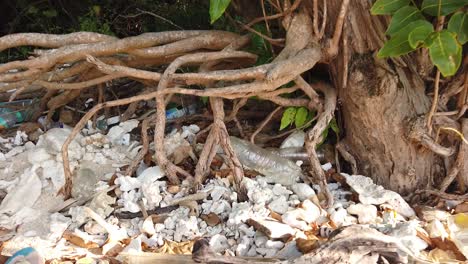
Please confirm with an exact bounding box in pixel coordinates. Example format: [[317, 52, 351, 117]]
[[125, 115, 153, 176], [326, 0, 350, 58], [427, 70, 441, 132], [250, 106, 282, 144]]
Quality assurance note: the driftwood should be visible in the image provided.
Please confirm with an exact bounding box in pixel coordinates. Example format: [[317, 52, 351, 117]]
[[190, 225, 431, 264]]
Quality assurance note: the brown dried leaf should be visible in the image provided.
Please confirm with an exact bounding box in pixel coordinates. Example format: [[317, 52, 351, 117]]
[[455, 202, 468, 214], [166, 185, 180, 194], [62, 231, 99, 249], [431, 237, 467, 261], [269, 210, 282, 222], [152, 240, 194, 255], [296, 238, 318, 254], [200, 213, 222, 226]]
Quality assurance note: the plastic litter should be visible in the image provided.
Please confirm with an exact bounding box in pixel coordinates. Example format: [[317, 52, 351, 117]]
[[6, 247, 44, 264], [0, 100, 35, 130], [448, 213, 468, 258], [229, 136, 302, 186], [166, 104, 198, 120]]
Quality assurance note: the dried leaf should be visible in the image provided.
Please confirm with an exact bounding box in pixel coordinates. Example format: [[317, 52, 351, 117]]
[[166, 185, 180, 194], [62, 231, 99, 249], [296, 238, 318, 254], [201, 213, 222, 226], [455, 203, 468, 214], [152, 240, 194, 255]]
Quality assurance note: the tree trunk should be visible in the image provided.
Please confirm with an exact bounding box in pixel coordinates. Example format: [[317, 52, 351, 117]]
[[323, 1, 445, 194]]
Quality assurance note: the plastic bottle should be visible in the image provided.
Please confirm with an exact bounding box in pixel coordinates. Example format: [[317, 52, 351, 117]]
[[229, 136, 303, 186], [0, 110, 25, 129], [166, 104, 198, 120], [0, 99, 35, 130]]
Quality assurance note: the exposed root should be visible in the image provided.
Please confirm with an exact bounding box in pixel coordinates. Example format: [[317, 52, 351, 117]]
[[305, 82, 336, 208]]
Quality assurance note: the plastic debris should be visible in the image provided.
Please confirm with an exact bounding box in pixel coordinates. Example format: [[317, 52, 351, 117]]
[[6, 247, 44, 264], [230, 136, 302, 186]]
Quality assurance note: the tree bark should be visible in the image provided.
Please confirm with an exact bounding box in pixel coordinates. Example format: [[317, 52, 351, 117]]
[[324, 1, 445, 194]]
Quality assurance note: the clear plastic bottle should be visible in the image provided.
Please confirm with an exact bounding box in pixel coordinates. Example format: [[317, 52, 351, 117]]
[[229, 136, 303, 186]]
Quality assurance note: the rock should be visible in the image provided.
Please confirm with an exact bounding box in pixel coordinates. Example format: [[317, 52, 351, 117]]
[[115, 176, 141, 192], [209, 234, 229, 253], [342, 174, 415, 218], [330, 207, 348, 227], [210, 186, 227, 201], [0, 168, 41, 215], [107, 120, 138, 145], [27, 148, 51, 165], [37, 128, 82, 156], [272, 184, 293, 196], [246, 219, 295, 239], [275, 241, 303, 259], [265, 240, 284, 249], [72, 167, 100, 199], [347, 203, 377, 224], [235, 236, 251, 256], [256, 247, 278, 257], [282, 210, 310, 231], [141, 217, 155, 236], [268, 196, 289, 214], [291, 183, 316, 201], [137, 166, 165, 184]]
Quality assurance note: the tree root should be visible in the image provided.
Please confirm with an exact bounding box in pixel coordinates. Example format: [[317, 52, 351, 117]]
[[0, 5, 340, 204]]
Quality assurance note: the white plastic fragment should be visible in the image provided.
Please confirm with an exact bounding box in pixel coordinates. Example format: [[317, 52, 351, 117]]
[[447, 214, 468, 258], [427, 220, 448, 240], [280, 131, 305, 149], [342, 174, 415, 218]]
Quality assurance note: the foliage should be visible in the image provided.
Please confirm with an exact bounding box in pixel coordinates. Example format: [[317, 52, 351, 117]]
[[210, 0, 231, 24], [371, 0, 467, 76], [280, 107, 316, 130]]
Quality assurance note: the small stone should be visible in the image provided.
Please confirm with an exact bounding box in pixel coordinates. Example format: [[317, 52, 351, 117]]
[[236, 236, 251, 256], [210, 234, 229, 253], [256, 247, 278, 257], [330, 207, 348, 227], [347, 203, 377, 224], [254, 234, 268, 247], [272, 184, 293, 196], [141, 217, 156, 236], [291, 183, 316, 201], [268, 196, 289, 214], [275, 241, 303, 260], [265, 240, 284, 249], [27, 148, 51, 164]]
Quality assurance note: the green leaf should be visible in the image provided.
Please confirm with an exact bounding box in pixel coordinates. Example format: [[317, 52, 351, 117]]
[[408, 21, 434, 48], [295, 107, 308, 128], [329, 118, 340, 135], [280, 107, 296, 131], [42, 9, 58, 18], [371, 0, 410, 15], [210, 0, 231, 24], [448, 12, 468, 44], [428, 30, 462, 77], [386, 6, 425, 36], [378, 20, 429, 57], [421, 0, 468, 16]]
